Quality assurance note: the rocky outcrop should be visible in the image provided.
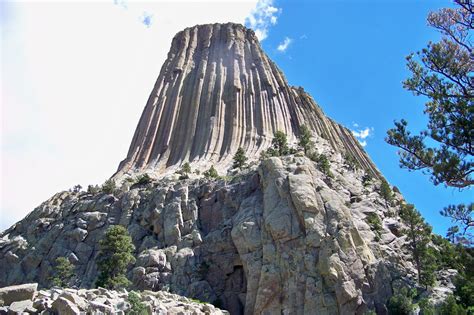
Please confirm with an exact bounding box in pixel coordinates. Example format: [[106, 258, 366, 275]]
[[0, 283, 227, 314], [1, 152, 423, 314], [115, 23, 379, 178], [0, 23, 455, 314]]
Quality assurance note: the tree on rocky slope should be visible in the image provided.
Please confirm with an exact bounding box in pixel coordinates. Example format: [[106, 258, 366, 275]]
[[379, 179, 393, 207], [298, 125, 313, 154], [269, 131, 290, 156], [96, 225, 136, 289], [51, 256, 75, 287], [399, 203, 436, 288], [233, 147, 248, 170], [386, 0, 473, 189]]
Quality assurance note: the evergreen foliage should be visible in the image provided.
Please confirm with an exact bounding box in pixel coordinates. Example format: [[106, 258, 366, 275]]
[[182, 162, 191, 174], [439, 295, 468, 315], [233, 147, 248, 170], [399, 203, 436, 288], [135, 174, 152, 185], [298, 125, 313, 154], [379, 179, 393, 205], [87, 185, 100, 194], [387, 287, 417, 315], [51, 256, 75, 287], [440, 203, 473, 246], [344, 153, 359, 171], [316, 154, 332, 177], [102, 179, 116, 194], [269, 131, 290, 156], [362, 173, 372, 187], [366, 213, 383, 241], [96, 225, 136, 290], [127, 291, 147, 315], [386, 0, 473, 189], [204, 166, 219, 179]]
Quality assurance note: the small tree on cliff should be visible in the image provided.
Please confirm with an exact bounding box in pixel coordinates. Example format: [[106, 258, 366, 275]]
[[182, 162, 191, 175], [233, 147, 248, 170], [51, 256, 75, 287], [204, 165, 219, 179], [379, 179, 393, 206], [96, 225, 136, 289], [102, 179, 116, 194], [399, 203, 436, 288], [298, 125, 313, 154], [270, 131, 289, 156]]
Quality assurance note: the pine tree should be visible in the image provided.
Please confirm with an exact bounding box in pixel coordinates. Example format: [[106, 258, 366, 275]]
[[204, 166, 219, 179], [233, 147, 248, 170], [379, 179, 393, 206], [298, 125, 313, 154], [182, 162, 191, 174], [386, 1, 473, 189], [399, 203, 435, 288], [316, 154, 332, 177], [102, 179, 116, 194], [51, 256, 75, 287], [270, 131, 289, 156], [96, 225, 136, 289], [440, 203, 473, 246]]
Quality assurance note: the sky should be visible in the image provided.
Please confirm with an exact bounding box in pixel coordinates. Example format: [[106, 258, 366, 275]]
[[1, 0, 471, 235]]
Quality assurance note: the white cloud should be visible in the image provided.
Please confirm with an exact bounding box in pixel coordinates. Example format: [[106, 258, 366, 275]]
[[277, 37, 292, 52], [245, 0, 281, 41], [1, 0, 259, 231], [351, 126, 374, 147]]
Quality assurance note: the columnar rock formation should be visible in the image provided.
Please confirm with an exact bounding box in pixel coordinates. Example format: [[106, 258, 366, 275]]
[[0, 23, 455, 315], [115, 23, 378, 177]]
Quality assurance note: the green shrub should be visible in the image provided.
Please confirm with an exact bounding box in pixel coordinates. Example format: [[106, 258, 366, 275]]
[[418, 297, 435, 315], [182, 162, 191, 174], [87, 185, 100, 194], [233, 147, 248, 170], [127, 291, 147, 315], [439, 295, 467, 315], [298, 125, 313, 154], [96, 225, 136, 289], [380, 179, 393, 204], [102, 179, 116, 194], [366, 213, 383, 241], [51, 257, 75, 287], [269, 131, 289, 156], [387, 287, 416, 315], [204, 166, 219, 179], [362, 173, 372, 186], [316, 154, 332, 177], [344, 153, 359, 170], [135, 174, 151, 185]]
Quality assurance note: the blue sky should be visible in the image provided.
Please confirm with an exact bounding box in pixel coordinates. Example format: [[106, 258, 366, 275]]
[[1, 0, 471, 236], [257, 0, 471, 236]]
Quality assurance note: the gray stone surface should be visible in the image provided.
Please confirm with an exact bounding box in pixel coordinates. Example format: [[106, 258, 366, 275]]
[[0, 283, 37, 306], [0, 285, 227, 315], [0, 23, 457, 315], [113, 23, 380, 180]]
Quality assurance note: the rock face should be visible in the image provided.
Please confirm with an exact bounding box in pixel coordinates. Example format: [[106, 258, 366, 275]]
[[115, 23, 379, 178], [0, 23, 454, 314], [1, 154, 427, 314], [0, 283, 227, 314]]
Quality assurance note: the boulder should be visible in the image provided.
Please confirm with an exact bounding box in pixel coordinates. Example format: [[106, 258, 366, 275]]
[[51, 296, 81, 315], [0, 283, 37, 306], [7, 300, 34, 314]]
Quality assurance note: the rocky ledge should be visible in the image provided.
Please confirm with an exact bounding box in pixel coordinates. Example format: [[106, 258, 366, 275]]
[[0, 283, 227, 315]]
